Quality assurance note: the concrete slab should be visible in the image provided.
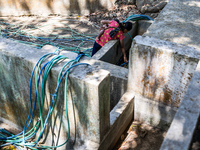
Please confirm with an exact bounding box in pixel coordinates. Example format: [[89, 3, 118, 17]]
[[99, 92, 134, 150], [128, 35, 200, 107], [145, 0, 200, 50], [160, 62, 200, 150], [80, 58, 128, 110]]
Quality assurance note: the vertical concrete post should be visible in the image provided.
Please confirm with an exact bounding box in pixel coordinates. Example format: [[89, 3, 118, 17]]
[[64, 67, 111, 148]]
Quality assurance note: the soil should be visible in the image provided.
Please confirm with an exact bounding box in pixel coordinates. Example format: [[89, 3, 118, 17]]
[[86, 0, 163, 26]]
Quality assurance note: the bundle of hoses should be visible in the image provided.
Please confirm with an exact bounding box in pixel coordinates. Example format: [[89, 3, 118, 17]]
[[0, 49, 89, 150], [122, 14, 154, 23]]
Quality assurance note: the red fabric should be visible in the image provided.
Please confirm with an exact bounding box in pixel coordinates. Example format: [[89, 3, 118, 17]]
[[96, 20, 125, 47]]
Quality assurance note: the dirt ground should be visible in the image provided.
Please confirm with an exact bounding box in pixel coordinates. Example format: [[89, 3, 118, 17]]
[[0, 0, 169, 150], [0, 0, 166, 54], [113, 121, 166, 150]]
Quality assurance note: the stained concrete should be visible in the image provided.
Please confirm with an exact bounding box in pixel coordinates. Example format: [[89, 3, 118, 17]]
[[128, 35, 200, 107], [80, 58, 128, 110], [129, 0, 200, 149], [144, 0, 200, 50], [160, 62, 200, 150]]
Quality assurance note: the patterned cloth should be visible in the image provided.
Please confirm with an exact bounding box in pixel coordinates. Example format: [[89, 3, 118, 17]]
[[96, 20, 125, 47]]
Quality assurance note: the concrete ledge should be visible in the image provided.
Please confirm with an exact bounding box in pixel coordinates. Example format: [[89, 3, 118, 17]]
[[144, 0, 200, 50], [99, 92, 134, 150], [134, 35, 200, 60], [160, 62, 200, 150]]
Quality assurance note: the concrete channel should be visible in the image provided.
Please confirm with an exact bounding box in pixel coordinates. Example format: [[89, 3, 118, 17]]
[[0, 0, 200, 149]]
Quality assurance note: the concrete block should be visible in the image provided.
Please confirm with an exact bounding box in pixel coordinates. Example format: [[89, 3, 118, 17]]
[[128, 35, 200, 107], [160, 62, 200, 150], [144, 0, 200, 50], [0, 37, 110, 149], [80, 58, 128, 111], [134, 93, 177, 128]]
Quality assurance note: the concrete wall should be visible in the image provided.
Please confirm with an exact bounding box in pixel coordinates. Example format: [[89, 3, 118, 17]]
[[91, 21, 138, 110], [80, 58, 128, 111], [160, 61, 200, 150], [124, 0, 200, 133], [0, 0, 115, 16], [0, 37, 111, 149], [142, 0, 200, 149], [0, 17, 154, 149], [127, 35, 200, 127], [128, 35, 199, 107]]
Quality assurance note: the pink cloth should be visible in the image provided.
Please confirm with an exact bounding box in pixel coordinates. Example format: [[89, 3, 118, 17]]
[[96, 20, 125, 47]]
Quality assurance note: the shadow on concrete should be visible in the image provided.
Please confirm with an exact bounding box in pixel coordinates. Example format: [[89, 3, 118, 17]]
[[0, 55, 33, 129]]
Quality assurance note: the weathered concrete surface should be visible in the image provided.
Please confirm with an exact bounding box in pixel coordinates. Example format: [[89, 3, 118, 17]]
[[0, 0, 115, 16], [0, 37, 111, 149], [145, 0, 200, 50], [134, 93, 177, 129], [0, 36, 135, 150], [99, 92, 134, 150], [137, 20, 153, 35], [128, 35, 200, 107], [131, 0, 200, 148], [92, 21, 137, 64], [160, 61, 200, 150], [127, 35, 200, 127], [41, 45, 128, 111], [80, 58, 128, 110], [42, 44, 78, 60], [42, 44, 128, 111]]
